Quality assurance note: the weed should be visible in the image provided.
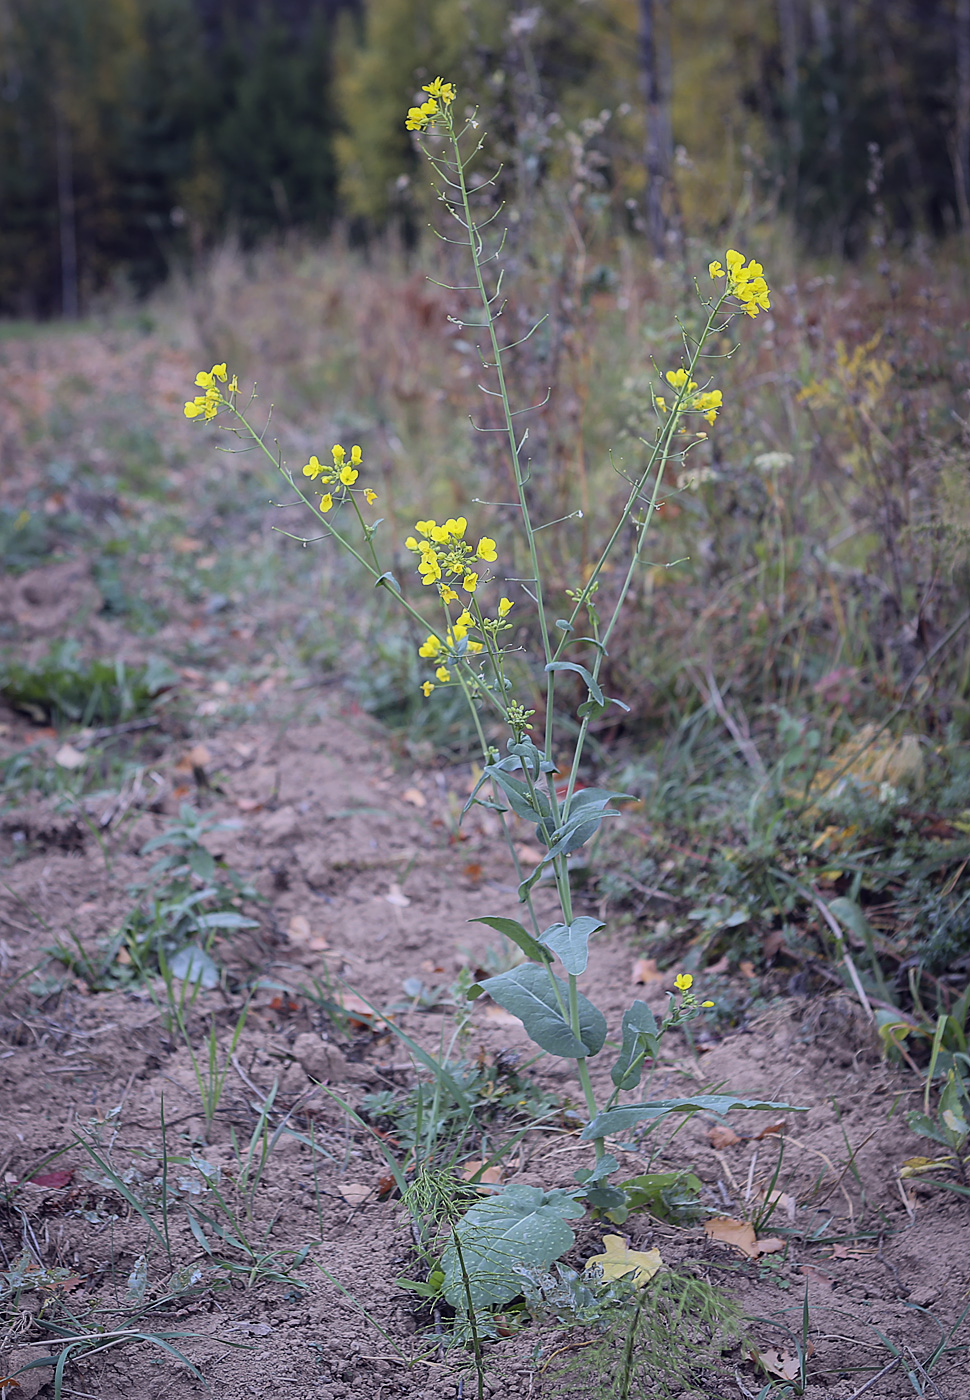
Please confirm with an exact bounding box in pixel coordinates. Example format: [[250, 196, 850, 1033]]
[[0, 642, 177, 728], [532, 1267, 743, 1400]]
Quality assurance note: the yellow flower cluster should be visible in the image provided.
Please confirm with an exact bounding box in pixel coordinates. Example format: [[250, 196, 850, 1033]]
[[404, 517, 496, 594], [708, 250, 771, 317], [418, 596, 514, 697], [405, 76, 456, 131], [655, 367, 723, 425], [302, 444, 377, 513], [183, 362, 237, 420]]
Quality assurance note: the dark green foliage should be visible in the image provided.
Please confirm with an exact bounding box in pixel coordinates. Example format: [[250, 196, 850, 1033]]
[[0, 0, 346, 315], [0, 641, 177, 727]]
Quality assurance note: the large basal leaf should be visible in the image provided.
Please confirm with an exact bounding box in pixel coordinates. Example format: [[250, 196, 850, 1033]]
[[582, 1094, 799, 1141], [476, 964, 606, 1058], [539, 916, 604, 976], [441, 1185, 584, 1309], [611, 1000, 660, 1090]]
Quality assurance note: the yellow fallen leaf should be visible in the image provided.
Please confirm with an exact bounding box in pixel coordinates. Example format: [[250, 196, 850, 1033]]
[[704, 1217, 785, 1259], [402, 787, 426, 808], [900, 1155, 955, 1177], [585, 1235, 662, 1287]]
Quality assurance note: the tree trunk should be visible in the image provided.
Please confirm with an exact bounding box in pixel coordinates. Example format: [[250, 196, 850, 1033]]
[[956, 0, 970, 228], [55, 100, 78, 319], [639, 0, 673, 255], [777, 0, 801, 199]]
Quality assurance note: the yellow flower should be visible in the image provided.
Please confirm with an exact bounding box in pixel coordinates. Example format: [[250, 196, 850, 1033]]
[[364, 489, 378, 505], [462, 572, 479, 593], [439, 585, 459, 603], [419, 635, 442, 659], [210, 363, 228, 382], [674, 973, 693, 992], [195, 370, 214, 389], [228, 374, 238, 393], [435, 665, 451, 683], [456, 608, 473, 629], [303, 455, 324, 479], [331, 444, 346, 465], [319, 493, 333, 513], [350, 445, 362, 465], [711, 249, 772, 316], [183, 399, 203, 418], [655, 396, 668, 413], [498, 597, 513, 617], [419, 555, 442, 584], [666, 368, 698, 393], [702, 1000, 714, 1008], [709, 260, 725, 280], [476, 536, 497, 562], [422, 680, 435, 697], [423, 77, 456, 105], [405, 97, 439, 132], [339, 465, 359, 486]]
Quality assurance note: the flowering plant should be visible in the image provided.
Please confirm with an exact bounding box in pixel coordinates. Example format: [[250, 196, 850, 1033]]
[[183, 77, 793, 1311]]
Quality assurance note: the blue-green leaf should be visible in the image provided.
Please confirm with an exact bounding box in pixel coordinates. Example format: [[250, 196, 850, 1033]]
[[374, 571, 401, 594], [545, 660, 604, 706], [540, 916, 604, 976], [470, 916, 552, 964], [441, 1185, 584, 1309], [582, 1094, 800, 1141], [477, 964, 606, 1058], [611, 1000, 660, 1090]]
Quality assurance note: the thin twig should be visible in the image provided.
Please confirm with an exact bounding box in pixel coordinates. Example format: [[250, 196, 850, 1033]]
[[842, 1355, 900, 1399]]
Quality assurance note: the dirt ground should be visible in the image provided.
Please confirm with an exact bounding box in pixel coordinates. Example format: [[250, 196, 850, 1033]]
[[0, 328, 968, 1399]]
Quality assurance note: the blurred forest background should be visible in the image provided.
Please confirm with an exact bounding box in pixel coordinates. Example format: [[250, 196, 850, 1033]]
[[3, 0, 970, 315]]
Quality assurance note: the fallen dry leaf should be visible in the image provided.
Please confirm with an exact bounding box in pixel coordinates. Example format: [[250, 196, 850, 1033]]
[[286, 914, 330, 952], [704, 1217, 786, 1259], [709, 1125, 742, 1149], [739, 959, 756, 978], [757, 1188, 797, 1224], [632, 957, 662, 985], [753, 1120, 787, 1139], [337, 1183, 373, 1207], [235, 797, 264, 813], [585, 1235, 663, 1287], [482, 1005, 521, 1028], [174, 743, 212, 774], [460, 1160, 504, 1192], [514, 843, 544, 865], [401, 787, 426, 808], [336, 991, 388, 1030], [384, 882, 411, 908], [756, 1347, 800, 1382], [54, 744, 86, 770], [27, 1170, 73, 1189]]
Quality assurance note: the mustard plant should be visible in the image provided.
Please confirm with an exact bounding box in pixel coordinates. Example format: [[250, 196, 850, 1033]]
[[182, 78, 794, 1302]]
